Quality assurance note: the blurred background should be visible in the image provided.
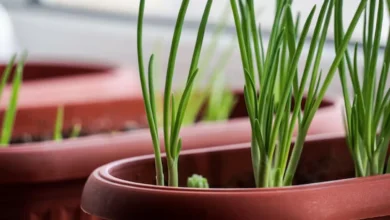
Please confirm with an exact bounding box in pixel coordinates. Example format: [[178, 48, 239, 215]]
[[0, 0, 389, 94]]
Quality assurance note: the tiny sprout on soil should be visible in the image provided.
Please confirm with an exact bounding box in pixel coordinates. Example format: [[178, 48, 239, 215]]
[[187, 174, 209, 188], [53, 106, 82, 142]]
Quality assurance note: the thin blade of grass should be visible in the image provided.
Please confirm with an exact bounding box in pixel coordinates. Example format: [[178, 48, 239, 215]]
[[0, 55, 16, 103], [70, 124, 82, 138], [0, 53, 26, 146], [53, 105, 64, 141]]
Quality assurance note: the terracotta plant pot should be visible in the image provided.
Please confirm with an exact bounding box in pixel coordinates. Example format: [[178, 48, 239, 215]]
[[0, 63, 344, 220], [0, 95, 343, 220], [0, 61, 145, 137], [81, 134, 390, 220]]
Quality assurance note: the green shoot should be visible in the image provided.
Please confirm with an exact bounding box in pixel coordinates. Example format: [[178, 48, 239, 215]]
[[0, 53, 27, 147], [335, 0, 390, 176], [156, 1, 237, 126], [53, 106, 81, 141], [0, 55, 16, 102], [137, 0, 213, 186], [70, 124, 82, 139], [231, 0, 367, 187], [187, 174, 209, 188], [53, 105, 64, 141], [202, 69, 237, 121]]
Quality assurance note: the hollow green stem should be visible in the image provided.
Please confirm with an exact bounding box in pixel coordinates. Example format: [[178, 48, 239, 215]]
[[138, 0, 213, 187], [335, 0, 388, 177]]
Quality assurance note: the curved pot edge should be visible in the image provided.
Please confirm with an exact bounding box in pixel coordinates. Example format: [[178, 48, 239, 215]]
[[0, 96, 343, 183], [80, 133, 390, 220], [91, 133, 390, 194]]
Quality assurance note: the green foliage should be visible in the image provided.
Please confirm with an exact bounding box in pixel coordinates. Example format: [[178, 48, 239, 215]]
[[137, 0, 213, 186], [230, 0, 367, 187], [0, 53, 27, 147], [155, 2, 237, 126], [54, 106, 64, 141], [53, 106, 81, 142], [70, 124, 82, 139], [202, 70, 237, 122], [334, 0, 390, 176], [187, 174, 209, 188]]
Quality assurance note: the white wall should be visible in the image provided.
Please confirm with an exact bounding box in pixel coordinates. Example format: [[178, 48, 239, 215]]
[[1, 1, 389, 96]]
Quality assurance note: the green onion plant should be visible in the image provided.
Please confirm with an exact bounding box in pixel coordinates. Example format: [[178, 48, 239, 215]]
[[230, 0, 367, 187], [334, 0, 390, 176], [155, 2, 237, 125], [137, 0, 213, 186], [0, 53, 26, 147], [183, 1, 236, 124]]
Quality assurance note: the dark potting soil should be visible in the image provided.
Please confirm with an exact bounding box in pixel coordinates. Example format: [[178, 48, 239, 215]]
[[10, 121, 144, 145]]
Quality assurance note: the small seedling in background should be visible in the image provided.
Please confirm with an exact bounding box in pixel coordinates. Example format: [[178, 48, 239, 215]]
[[0, 53, 27, 147], [202, 70, 237, 122], [70, 124, 82, 139], [334, 0, 390, 176], [155, 2, 238, 126], [137, 0, 213, 186], [187, 174, 209, 188], [53, 105, 64, 141], [54, 105, 82, 141]]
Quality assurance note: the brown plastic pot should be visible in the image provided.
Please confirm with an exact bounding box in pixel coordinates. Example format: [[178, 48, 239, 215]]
[[0, 64, 344, 220], [0, 60, 145, 136], [81, 134, 390, 220]]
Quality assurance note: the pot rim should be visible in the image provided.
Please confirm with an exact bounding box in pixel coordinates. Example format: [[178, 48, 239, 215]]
[[0, 95, 342, 152], [96, 132, 390, 194], [0, 95, 343, 183], [0, 118, 253, 183]]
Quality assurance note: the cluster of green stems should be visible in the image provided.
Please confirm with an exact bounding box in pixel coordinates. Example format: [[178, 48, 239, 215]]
[[231, 0, 368, 187], [137, 0, 388, 188], [335, 0, 390, 176], [154, 1, 237, 126], [137, 0, 213, 186]]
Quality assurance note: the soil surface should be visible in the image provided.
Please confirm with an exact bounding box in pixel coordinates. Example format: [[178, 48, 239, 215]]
[[10, 122, 143, 145]]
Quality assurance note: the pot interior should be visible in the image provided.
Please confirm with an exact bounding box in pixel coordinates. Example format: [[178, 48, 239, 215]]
[[110, 136, 357, 188], [0, 62, 112, 82], [5, 101, 146, 144]]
